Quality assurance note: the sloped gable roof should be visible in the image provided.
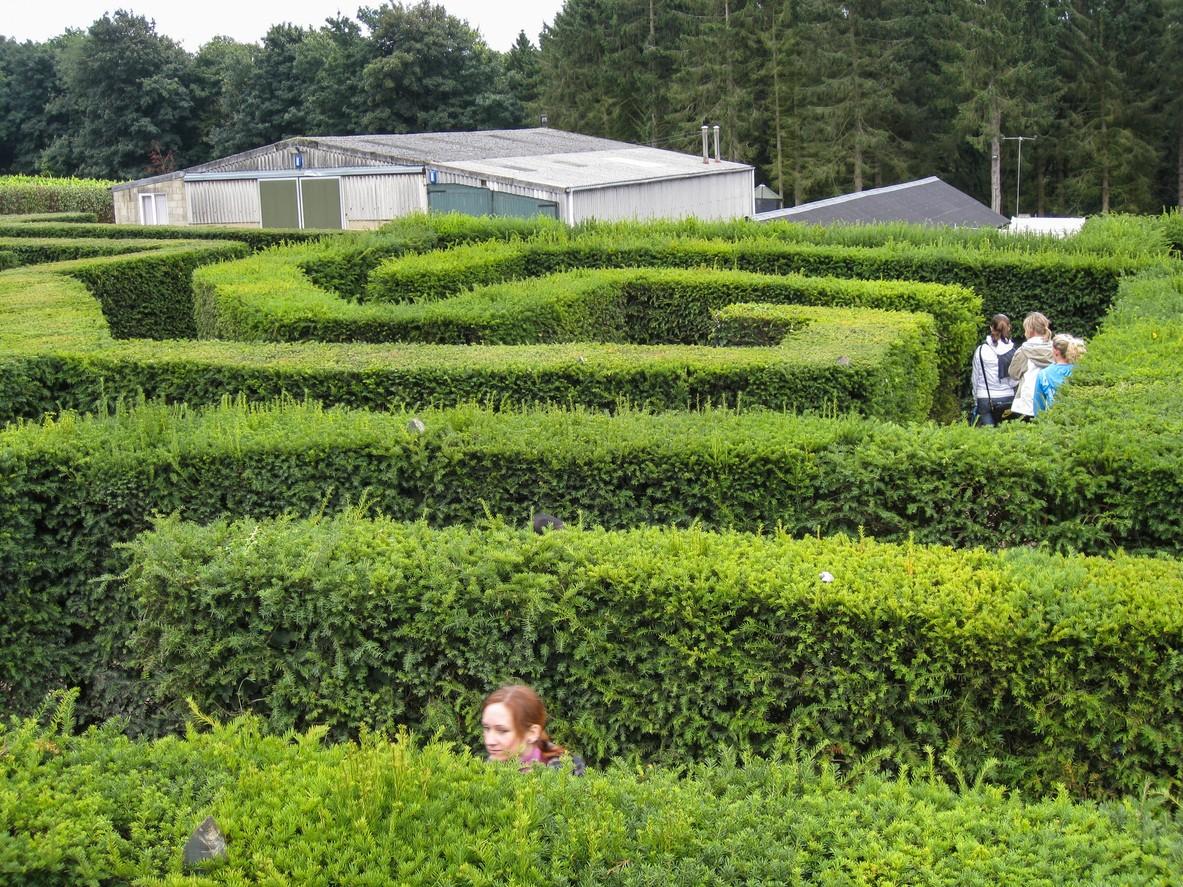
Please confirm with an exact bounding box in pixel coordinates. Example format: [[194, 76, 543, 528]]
[[755, 177, 1008, 228]]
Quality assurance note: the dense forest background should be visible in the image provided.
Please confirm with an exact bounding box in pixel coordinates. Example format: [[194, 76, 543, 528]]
[[2, 0, 1181, 214]]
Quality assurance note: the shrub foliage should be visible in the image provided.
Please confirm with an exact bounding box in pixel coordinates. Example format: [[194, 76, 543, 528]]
[[5, 696, 1180, 885]]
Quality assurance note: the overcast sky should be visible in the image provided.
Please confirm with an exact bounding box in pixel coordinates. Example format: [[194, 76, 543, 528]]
[[2, 0, 565, 52]]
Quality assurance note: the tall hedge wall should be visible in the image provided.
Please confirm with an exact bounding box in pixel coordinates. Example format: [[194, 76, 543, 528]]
[[7, 702, 1180, 885], [0, 175, 116, 222], [364, 234, 1140, 337], [122, 513, 1183, 796], [4, 254, 942, 422]]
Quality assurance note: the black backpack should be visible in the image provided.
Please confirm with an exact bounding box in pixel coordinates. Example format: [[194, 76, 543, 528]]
[[997, 348, 1015, 379]]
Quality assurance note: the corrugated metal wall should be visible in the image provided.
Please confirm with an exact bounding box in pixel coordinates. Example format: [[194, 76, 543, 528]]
[[188, 180, 262, 226], [570, 169, 754, 224], [341, 174, 426, 222]]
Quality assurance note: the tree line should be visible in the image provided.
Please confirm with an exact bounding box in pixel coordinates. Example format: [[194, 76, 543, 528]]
[[2, 0, 1180, 214]]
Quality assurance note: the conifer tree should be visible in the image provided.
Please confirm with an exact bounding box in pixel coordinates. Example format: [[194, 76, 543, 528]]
[[1058, 0, 1160, 212], [797, 0, 908, 194]]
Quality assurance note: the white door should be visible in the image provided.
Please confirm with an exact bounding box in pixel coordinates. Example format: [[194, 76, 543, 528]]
[[140, 193, 169, 225]]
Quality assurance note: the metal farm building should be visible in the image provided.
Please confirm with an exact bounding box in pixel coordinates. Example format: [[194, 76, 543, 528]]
[[114, 129, 754, 229]]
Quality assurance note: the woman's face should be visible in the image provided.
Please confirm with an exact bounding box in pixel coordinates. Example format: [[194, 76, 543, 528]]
[[482, 702, 527, 761]]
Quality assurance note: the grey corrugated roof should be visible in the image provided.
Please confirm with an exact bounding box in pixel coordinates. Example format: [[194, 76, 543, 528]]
[[440, 147, 750, 191], [755, 177, 1008, 228], [114, 129, 702, 190], [312, 129, 636, 163]]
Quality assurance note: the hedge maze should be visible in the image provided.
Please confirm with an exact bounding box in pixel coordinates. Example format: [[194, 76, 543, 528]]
[[3, 212, 1183, 881]]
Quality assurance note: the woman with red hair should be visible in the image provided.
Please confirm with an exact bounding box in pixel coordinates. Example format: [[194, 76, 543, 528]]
[[480, 684, 585, 775]]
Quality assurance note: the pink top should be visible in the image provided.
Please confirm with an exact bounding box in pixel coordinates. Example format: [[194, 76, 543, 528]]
[[519, 744, 543, 765]]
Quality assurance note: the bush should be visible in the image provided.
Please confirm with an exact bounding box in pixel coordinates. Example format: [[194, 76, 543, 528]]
[[7, 256, 941, 422], [6, 697, 1180, 885], [122, 513, 1183, 796], [0, 219, 334, 250], [0, 211, 100, 223], [1160, 208, 1183, 256], [364, 233, 1141, 337], [0, 235, 176, 267], [0, 175, 116, 222]]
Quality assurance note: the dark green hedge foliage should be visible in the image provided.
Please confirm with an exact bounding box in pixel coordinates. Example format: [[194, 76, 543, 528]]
[[123, 513, 1183, 796], [7, 698, 1180, 885], [0, 250, 15, 271], [0, 235, 173, 267], [364, 233, 1140, 336], [64, 242, 248, 339], [5, 259, 941, 422], [0, 220, 334, 250]]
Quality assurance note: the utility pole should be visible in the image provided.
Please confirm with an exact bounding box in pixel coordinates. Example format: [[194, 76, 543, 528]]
[[1000, 135, 1037, 216]]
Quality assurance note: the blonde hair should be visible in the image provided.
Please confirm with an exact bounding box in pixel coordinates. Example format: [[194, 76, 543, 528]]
[[1023, 311, 1051, 339], [1052, 333, 1086, 363]]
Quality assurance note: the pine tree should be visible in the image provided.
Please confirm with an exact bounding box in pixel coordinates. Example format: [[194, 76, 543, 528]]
[[504, 31, 543, 126], [797, 0, 908, 194], [1165, 0, 1183, 206], [1057, 0, 1160, 212]]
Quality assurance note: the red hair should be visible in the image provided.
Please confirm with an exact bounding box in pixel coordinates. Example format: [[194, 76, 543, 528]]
[[482, 684, 565, 763]]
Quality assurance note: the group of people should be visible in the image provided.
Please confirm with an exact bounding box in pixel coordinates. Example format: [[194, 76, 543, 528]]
[[970, 311, 1087, 426]]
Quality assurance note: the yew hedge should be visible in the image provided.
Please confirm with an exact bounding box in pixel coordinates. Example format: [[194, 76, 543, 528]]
[[6, 700, 1180, 885], [3, 253, 942, 422]]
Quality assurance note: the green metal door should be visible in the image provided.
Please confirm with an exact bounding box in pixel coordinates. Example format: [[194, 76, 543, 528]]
[[428, 184, 494, 216], [492, 191, 559, 219], [260, 179, 299, 228], [300, 178, 342, 229]]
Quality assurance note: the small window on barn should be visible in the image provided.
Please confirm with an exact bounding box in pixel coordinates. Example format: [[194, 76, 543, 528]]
[[139, 193, 169, 225]]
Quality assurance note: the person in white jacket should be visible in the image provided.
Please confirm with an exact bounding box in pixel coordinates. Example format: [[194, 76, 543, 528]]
[[1008, 311, 1055, 420], [970, 314, 1018, 426]]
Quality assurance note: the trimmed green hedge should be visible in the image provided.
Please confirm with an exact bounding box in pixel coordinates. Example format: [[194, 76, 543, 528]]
[[0, 250, 15, 271], [0, 236, 174, 267], [123, 512, 1183, 795], [0, 211, 100, 223], [7, 701, 1180, 885], [1, 378, 1179, 733], [591, 211, 1178, 261], [0, 220, 334, 250], [0, 175, 116, 222], [197, 239, 978, 417], [4, 257, 941, 422], [364, 233, 1142, 337]]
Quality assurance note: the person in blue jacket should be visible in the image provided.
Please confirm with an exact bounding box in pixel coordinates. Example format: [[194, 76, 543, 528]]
[[1034, 334, 1085, 415]]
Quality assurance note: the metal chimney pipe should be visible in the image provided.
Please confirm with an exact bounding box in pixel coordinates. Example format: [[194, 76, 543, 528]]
[[701, 125, 710, 164], [713, 125, 721, 162]]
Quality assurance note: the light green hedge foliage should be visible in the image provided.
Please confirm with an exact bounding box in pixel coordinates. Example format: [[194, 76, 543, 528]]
[[0, 219, 334, 249], [0, 236, 174, 267], [125, 513, 1183, 796], [0, 211, 100, 223], [588, 211, 1178, 261], [0, 175, 116, 222], [363, 231, 1141, 338], [6, 697, 1180, 886], [4, 253, 941, 422]]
